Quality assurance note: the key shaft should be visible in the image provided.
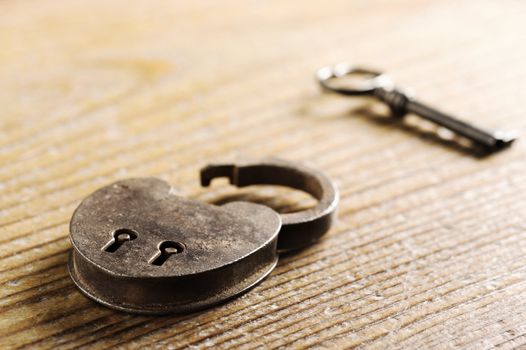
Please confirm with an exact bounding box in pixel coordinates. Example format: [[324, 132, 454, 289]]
[[376, 88, 515, 152]]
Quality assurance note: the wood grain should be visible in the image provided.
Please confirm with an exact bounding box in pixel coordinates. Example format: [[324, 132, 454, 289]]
[[1, 0, 526, 348]]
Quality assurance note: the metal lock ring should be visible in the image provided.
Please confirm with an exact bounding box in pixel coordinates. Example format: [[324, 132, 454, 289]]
[[201, 158, 339, 251]]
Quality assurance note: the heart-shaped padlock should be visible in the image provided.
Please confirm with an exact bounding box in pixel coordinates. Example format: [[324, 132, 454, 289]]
[[68, 159, 338, 314]]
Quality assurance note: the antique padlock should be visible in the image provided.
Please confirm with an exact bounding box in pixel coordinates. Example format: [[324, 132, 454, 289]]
[[68, 159, 338, 314]]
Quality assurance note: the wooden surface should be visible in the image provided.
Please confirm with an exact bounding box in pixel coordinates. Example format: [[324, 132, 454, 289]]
[[1, 0, 526, 348]]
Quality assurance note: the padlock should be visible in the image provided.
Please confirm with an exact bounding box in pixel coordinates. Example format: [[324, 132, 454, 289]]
[[68, 159, 338, 314]]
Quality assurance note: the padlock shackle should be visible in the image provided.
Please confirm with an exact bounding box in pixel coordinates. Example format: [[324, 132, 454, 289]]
[[201, 158, 339, 251]]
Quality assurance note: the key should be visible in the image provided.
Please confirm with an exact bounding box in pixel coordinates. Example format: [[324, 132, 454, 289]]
[[317, 63, 517, 153]]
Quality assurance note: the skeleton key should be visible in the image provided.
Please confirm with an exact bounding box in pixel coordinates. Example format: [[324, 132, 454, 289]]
[[317, 63, 517, 153]]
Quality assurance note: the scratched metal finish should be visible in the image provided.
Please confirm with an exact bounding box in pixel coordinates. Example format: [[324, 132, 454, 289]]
[[69, 178, 281, 314]]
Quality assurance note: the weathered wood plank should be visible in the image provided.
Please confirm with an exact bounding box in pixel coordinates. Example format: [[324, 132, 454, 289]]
[[1, 0, 526, 348]]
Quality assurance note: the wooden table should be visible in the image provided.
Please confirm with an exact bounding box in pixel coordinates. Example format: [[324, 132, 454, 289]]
[[2, 0, 526, 348]]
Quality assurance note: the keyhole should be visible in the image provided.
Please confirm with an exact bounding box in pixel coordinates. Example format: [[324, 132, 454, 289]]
[[150, 241, 184, 266], [103, 228, 138, 253]]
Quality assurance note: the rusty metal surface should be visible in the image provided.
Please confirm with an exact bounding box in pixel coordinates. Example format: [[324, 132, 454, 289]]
[[200, 158, 339, 251], [68, 178, 281, 314]]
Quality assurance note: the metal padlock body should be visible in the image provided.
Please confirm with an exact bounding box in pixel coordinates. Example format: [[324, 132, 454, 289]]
[[68, 178, 281, 314]]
